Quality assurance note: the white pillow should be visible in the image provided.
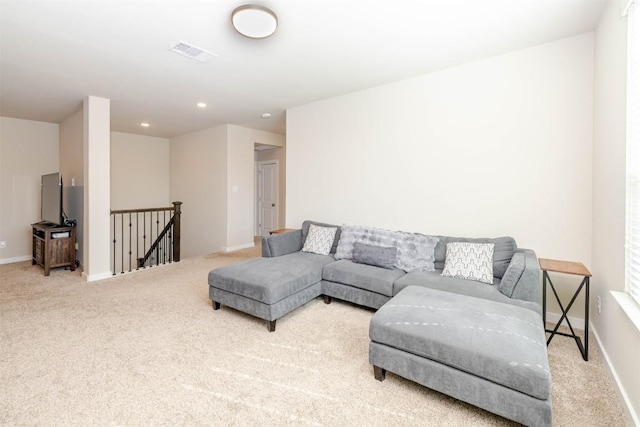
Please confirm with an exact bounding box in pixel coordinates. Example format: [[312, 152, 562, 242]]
[[441, 242, 495, 284], [301, 224, 338, 255]]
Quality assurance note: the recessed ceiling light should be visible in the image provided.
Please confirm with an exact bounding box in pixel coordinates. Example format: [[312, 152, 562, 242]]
[[141, 122, 150, 127], [196, 102, 207, 108], [261, 112, 272, 119], [232, 5, 278, 39]]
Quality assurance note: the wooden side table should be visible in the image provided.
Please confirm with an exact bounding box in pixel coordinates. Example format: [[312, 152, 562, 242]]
[[268, 228, 294, 235], [539, 258, 592, 361]]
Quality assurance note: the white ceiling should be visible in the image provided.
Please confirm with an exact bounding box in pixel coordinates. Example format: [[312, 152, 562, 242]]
[[0, 0, 607, 138]]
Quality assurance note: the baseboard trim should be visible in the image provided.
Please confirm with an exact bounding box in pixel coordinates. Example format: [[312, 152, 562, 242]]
[[590, 323, 640, 426], [0, 255, 32, 265], [223, 242, 255, 252], [545, 311, 585, 330], [83, 271, 114, 282]]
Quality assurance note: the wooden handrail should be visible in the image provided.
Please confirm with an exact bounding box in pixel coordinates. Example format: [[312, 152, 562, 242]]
[[110, 206, 176, 215]]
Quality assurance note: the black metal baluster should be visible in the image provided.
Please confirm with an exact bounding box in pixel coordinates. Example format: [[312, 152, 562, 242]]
[[120, 213, 124, 274], [162, 210, 167, 264], [112, 213, 116, 275], [169, 226, 173, 263], [156, 210, 160, 266], [128, 213, 132, 272], [136, 213, 140, 270], [143, 212, 147, 268]]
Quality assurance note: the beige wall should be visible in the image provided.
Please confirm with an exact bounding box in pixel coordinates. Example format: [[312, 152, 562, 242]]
[[111, 131, 170, 210], [288, 33, 595, 323], [593, 0, 640, 423], [227, 125, 259, 250], [169, 125, 228, 258], [287, 34, 593, 266], [0, 117, 59, 263], [59, 108, 84, 264], [60, 109, 84, 187], [255, 146, 286, 231], [169, 124, 284, 257]]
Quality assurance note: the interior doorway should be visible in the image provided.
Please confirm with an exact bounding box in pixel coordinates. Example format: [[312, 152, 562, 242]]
[[255, 160, 279, 237]]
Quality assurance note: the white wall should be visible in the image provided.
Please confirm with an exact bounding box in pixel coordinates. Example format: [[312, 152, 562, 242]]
[[228, 125, 286, 249], [0, 117, 59, 263], [111, 131, 170, 210], [170, 124, 285, 257], [169, 125, 228, 258], [83, 96, 112, 281], [593, 0, 640, 423], [288, 33, 595, 321], [59, 108, 84, 264], [287, 33, 593, 269], [227, 125, 258, 250]]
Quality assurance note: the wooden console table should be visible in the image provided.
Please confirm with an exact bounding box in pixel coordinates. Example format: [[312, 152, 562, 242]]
[[539, 258, 591, 361], [32, 222, 76, 276], [269, 228, 294, 235]]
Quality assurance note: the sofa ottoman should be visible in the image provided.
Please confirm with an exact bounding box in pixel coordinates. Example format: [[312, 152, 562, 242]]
[[369, 286, 552, 427], [208, 251, 335, 331]]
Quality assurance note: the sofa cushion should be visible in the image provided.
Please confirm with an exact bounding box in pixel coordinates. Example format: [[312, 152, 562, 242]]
[[499, 251, 526, 297], [352, 242, 397, 269], [441, 242, 494, 285], [393, 270, 541, 314], [262, 229, 303, 257], [302, 224, 338, 255], [369, 286, 550, 400], [323, 260, 405, 297], [302, 220, 341, 255], [434, 236, 517, 279], [208, 252, 335, 304]]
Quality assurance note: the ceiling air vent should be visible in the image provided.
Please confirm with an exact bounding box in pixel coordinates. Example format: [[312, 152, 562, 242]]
[[170, 41, 217, 63]]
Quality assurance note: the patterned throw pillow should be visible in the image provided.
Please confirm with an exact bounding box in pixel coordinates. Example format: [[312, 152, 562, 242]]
[[301, 224, 338, 255], [441, 242, 495, 284]]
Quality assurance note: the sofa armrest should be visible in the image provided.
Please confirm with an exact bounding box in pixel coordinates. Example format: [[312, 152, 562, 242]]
[[510, 248, 541, 304], [261, 229, 304, 257]]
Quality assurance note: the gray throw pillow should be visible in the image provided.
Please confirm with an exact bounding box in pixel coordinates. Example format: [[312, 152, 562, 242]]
[[352, 242, 397, 269], [393, 232, 439, 272], [335, 224, 438, 272]]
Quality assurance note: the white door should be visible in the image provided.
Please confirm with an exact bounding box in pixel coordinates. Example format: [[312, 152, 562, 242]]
[[257, 161, 278, 236]]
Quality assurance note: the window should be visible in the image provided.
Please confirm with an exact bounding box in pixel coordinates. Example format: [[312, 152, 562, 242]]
[[625, 0, 640, 306]]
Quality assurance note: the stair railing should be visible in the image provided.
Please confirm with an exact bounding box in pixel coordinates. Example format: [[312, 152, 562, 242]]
[[110, 201, 182, 275]]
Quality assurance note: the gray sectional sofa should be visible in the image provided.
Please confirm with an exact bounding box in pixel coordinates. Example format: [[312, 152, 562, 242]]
[[208, 220, 550, 426], [237, 220, 543, 316], [209, 219, 542, 329]]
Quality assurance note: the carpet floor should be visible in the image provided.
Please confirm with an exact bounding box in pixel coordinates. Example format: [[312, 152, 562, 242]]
[[0, 244, 628, 426]]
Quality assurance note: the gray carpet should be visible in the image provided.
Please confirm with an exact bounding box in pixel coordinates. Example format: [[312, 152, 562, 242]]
[[0, 244, 628, 426]]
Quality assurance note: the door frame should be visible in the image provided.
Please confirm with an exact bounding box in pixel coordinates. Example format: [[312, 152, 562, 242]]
[[255, 159, 280, 237]]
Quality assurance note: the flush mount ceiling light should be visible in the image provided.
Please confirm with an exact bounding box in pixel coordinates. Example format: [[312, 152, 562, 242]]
[[231, 5, 278, 39], [140, 122, 150, 127], [196, 102, 208, 108]]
